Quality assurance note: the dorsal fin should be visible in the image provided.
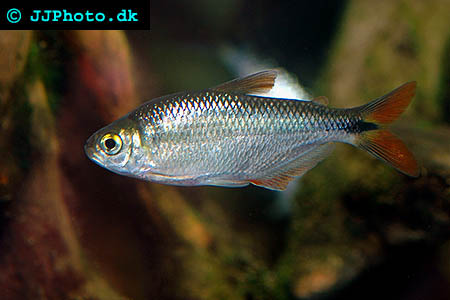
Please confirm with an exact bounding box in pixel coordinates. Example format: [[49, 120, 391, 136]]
[[313, 96, 329, 106], [211, 70, 278, 95], [250, 143, 335, 190]]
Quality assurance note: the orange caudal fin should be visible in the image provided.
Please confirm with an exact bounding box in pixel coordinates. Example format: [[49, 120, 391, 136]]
[[357, 130, 419, 177], [358, 81, 417, 124], [354, 81, 419, 177]]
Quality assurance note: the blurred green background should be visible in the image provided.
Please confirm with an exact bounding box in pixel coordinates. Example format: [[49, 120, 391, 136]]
[[0, 0, 449, 299]]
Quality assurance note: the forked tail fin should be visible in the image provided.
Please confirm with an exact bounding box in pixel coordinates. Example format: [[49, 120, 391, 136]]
[[354, 82, 419, 177]]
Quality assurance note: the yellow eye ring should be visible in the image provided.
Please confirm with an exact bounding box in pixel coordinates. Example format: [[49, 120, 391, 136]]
[[100, 133, 122, 155]]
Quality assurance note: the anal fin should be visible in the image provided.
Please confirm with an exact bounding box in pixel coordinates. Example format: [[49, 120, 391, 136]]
[[250, 143, 335, 191]]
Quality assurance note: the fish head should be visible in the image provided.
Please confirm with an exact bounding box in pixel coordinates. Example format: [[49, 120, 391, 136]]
[[84, 116, 141, 176]]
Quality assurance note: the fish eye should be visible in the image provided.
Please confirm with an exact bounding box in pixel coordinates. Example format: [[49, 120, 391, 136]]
[[100, 133, 122, 155]]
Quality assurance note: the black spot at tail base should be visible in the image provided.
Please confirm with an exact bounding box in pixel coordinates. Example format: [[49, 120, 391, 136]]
[[349, 121, 379, 133]]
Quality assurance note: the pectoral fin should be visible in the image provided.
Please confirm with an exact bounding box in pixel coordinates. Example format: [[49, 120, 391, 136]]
[[250, 143, 335, 191]]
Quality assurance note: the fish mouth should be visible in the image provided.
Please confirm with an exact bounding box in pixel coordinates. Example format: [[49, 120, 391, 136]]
[[84, 136, 102, 164]]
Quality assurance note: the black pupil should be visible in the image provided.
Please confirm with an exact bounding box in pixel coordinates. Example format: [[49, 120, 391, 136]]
[[105, 138, 116, 150]]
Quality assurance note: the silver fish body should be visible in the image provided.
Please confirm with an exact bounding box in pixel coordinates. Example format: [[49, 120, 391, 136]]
[[85, 70, 418, 190], [131, 92, 352, 181]]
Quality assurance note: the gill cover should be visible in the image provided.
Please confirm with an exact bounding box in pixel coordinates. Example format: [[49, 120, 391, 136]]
[[84, 116, 137, 174]]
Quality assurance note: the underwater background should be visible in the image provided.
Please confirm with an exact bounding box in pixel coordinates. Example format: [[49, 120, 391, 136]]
[[0, 0, 449, 299]]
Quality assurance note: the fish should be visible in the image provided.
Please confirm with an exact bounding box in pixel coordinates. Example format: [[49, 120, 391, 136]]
[[84, 70, 419, 191]]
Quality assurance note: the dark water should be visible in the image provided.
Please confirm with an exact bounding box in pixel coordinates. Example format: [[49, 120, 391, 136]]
[[0, 1, 449, 299]]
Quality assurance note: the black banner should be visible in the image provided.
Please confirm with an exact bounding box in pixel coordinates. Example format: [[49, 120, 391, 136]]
[[0, 2, 150, 29]]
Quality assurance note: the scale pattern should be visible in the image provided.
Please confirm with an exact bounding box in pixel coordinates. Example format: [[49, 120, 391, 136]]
[[130, 91, 359, 181]]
